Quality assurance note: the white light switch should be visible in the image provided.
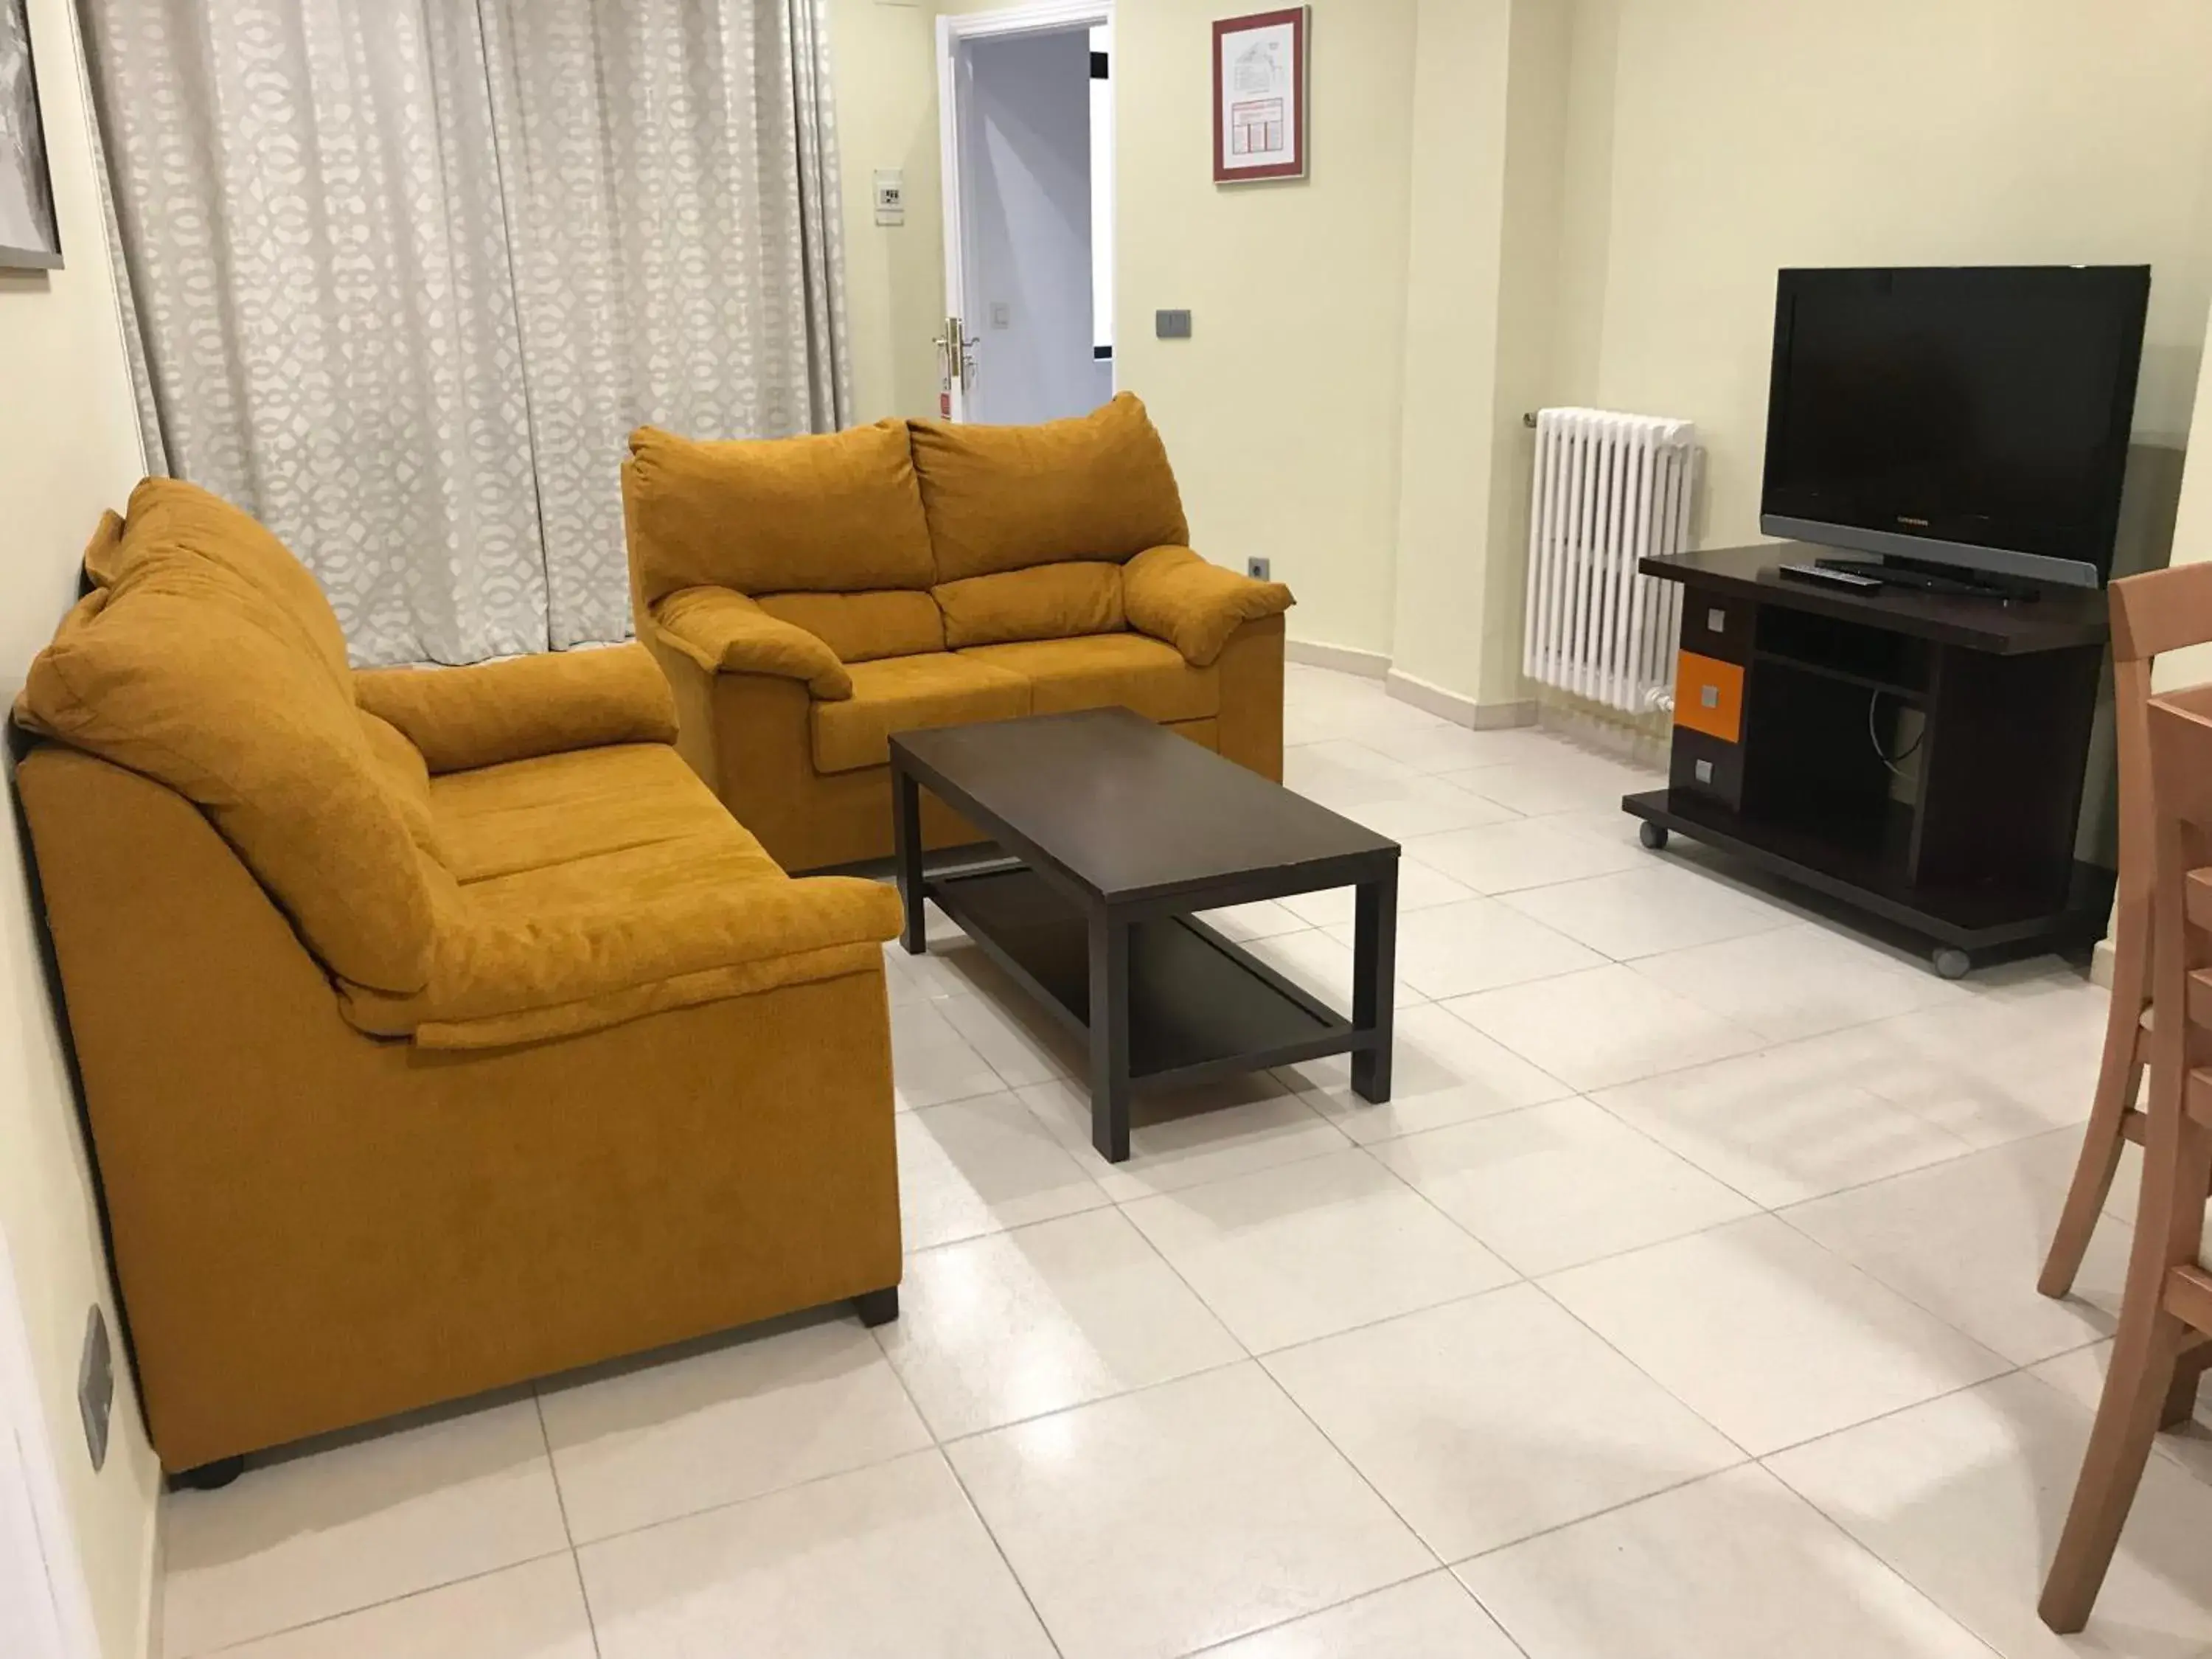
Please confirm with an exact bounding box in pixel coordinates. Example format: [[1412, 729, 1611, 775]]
[[990, 301, 1012, 329], [1707, 608, 1725, 633], [1695, 759, 1714, 784], [872, 170, 905, 225], [1701, 686, 1719, 709]]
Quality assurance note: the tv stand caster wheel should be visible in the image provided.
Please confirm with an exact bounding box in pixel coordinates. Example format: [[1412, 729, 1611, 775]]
[[1638, 821, 1669, 852], [167, 1455, 244, 1492], [1932, 947, 1971, 981]]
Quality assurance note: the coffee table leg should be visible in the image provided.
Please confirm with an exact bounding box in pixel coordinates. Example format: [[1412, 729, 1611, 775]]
[[893, 764, 926, 955], [1350, 863, 1397, 1103], [1088, 913, 1132, 1162]]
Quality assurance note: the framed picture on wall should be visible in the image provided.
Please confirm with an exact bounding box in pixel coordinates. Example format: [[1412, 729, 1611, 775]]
[[1213, 7, 1308, 185], [0, 0, 61, 270]]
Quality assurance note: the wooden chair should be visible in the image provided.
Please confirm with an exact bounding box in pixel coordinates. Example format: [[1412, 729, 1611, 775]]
[[2041, 563, 2212, 1298], [2041, 680, 2212, 1632]]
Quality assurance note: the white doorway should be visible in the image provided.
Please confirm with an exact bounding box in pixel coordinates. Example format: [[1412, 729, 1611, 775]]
[[936, 1, 1114, 424]]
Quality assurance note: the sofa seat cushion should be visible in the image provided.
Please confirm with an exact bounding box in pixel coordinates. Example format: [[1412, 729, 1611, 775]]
[[339, 744, 902, 1047], [810, 653, 1032, 775], [756, 589, 945, 662], [428, 744, 777, 884], [958, 634, 1219, 724], [935, 563, 1125, 648]]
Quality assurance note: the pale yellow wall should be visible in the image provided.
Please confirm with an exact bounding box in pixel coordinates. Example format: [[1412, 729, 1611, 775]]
[[1388, 0, 1512, 696], [830, 0, 2212, 686], [1390, 0, 1570, 709], [1554, 0, 2212, 554], [0, 1, 162, 1655], [2152, 291, 2212, 690], [830, 0, 948, 422], [1115, 0, 1416, 657], [860, 0, 1422, 658]]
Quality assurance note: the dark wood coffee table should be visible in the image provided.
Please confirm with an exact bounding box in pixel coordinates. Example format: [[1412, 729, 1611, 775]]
[[890, 708, 1399, 1161]]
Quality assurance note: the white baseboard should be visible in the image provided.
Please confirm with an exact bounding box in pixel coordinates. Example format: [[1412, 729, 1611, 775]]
[[1382, 669, 1535, 731], [1286, 641, 1534, 732], [1284, 639, 1390, 679], [2091, 936, 2115, 990], [1535, 702, 1671, 770]]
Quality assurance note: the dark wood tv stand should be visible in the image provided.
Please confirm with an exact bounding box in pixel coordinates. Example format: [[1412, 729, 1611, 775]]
[[1623, 543, 2114, 978]]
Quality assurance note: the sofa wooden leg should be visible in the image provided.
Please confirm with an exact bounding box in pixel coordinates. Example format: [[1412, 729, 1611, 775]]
[[167, 1455, 245, 1493], [852, 1286, 900, 1328]]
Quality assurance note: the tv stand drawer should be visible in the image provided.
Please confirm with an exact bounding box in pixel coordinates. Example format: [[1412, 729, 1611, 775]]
[[1669, 727, 1743, 810], [1674, 651, 1744, 743]]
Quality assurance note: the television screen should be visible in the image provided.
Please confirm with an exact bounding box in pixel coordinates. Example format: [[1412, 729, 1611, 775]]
[[1760, 265, 2149, 588]]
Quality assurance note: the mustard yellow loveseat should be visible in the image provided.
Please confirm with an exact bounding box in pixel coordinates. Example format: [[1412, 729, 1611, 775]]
[[621, 394, 1295, 872], [13, 480, 905, 1476]]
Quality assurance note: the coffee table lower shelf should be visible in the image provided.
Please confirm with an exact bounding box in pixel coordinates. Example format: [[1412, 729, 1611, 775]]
[[924, 865, 1362, 1095]]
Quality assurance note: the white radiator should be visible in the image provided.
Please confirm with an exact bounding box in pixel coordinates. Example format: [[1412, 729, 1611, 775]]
[[1523, 407, 1700, 714]]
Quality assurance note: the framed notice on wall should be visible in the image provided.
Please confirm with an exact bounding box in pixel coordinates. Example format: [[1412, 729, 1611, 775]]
[[1212, 7, 1308, 184]]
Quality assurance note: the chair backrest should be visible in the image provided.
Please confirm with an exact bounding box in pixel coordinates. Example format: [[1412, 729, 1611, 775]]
[[2146, 686, 2212, 1170], [2108, 565, 2212, 936]]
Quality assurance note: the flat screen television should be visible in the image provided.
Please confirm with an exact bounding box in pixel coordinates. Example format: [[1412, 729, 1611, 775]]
[[1760, 265, 2150, 589]]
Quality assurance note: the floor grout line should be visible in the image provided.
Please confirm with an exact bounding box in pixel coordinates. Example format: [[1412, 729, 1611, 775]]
[[184, 1548, 579, 1659], [173, 695, 2126, 1655], [866, 1310, 1068, 1658], [532, 1391, 602, 1659]]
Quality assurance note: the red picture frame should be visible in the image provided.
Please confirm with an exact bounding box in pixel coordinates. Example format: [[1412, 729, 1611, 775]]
[[1212, 7, 1309, 185]]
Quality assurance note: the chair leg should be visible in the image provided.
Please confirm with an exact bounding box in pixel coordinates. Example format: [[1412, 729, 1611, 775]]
[[2042, 1029, 2208, 1636], [2040, 998, 2145, 1299], [2041, 1293, 2185, 1632]]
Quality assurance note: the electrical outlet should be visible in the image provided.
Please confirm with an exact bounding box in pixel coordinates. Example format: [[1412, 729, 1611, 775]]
[[78, 1304, 112, 1471], [1247, 557, 1271, 581], [1155, 309, 1192, 340]]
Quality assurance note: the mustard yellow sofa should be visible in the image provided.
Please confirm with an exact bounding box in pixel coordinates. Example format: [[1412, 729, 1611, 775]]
[[620, 394, 1295, 872], [13, 480, 905, 1477]]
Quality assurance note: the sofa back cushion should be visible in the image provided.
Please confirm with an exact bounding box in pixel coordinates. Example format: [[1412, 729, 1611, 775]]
[[625, 421, 936, 605], [18, 504, 439, 995], [935, 563, 1125, 649], [755, 590, 945, 662], [100, 479, 357, 692], [909, 392, 1189, 582]]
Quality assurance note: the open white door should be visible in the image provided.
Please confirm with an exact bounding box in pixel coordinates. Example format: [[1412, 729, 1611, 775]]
[[0, 1225, 96, 1659], [936, 0, 1113, 424]]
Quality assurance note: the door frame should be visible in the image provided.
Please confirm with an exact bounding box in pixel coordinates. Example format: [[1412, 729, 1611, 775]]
[[935, 0, 1114, 422], [0, 1222, 99, 1659]]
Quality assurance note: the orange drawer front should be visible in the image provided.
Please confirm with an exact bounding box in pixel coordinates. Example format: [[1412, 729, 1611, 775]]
[[1674, 650, 1744, 743]]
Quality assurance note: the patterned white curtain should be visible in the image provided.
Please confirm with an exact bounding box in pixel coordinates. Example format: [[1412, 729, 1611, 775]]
[[478, 0, 849, 647], [80, 0, 852, 664]]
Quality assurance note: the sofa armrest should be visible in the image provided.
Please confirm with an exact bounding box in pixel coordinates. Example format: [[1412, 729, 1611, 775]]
[[1123, 546, 1295, 667], [354, 642, 678, 774], [650, 587, 852, 700], [338, 873, 904, 1048]]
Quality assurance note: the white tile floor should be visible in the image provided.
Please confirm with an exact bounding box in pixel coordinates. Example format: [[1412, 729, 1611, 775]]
[[159, 662, 2205, 1658]]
